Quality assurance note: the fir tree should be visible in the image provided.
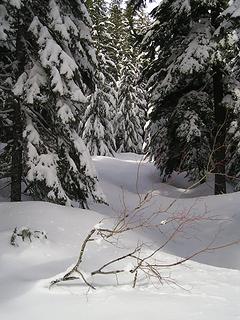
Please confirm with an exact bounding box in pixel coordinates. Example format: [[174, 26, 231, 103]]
[[107, 0, 125, 80], [0, 3, 13, 179], [84, 0, 147, 155], [114, 6, 148, 153], [221, 0, 240, 190], [131, 0, 234, 193], [0, 0, 104, 206], [83, 0, 117, 156], [82, 77, 116, 156], [115, 58, 147, 153]]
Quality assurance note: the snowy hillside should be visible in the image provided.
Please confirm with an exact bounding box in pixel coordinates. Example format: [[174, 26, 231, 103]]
[[0, 154, 240, 320]]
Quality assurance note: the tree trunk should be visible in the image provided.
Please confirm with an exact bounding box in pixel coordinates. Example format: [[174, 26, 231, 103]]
[[11, 98, 23, 202], [213, 64, 226, 195], [11, 18, 25, 202], [211, 5, 227, 195]]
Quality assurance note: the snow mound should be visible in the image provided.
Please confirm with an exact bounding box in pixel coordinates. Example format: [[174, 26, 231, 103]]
[[0, 201, 239, 320]]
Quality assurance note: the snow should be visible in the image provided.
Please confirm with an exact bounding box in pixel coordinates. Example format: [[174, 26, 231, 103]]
[[51, 67, 64, 95], [68, 80, 86, 102], [223, 0, 240, 18], [57, 102, 75, 124], [9, 0, 22, 9], [172, 0, 191, 14], [146, 0, 162, 12], [178, 19, 213, 74], [177, 110, 201, 142], [93, 222, 104, 230], [49, 0, 69, 40], [23, 119, 40, 145], [0, 5, 11, 41], [0, 153, 240, 319]]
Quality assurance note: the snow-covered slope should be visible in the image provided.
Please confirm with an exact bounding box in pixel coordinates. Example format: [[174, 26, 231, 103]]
[[0, 153, 240, 319], [92, 154, 240, 269]]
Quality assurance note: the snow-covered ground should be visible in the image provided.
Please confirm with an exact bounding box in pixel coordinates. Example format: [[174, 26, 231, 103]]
[[0, 153, 240, 319]]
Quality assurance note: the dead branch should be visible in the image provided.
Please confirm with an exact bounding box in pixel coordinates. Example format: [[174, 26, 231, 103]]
[[50, 154, 239, 291], [91, 246, 141, 276]]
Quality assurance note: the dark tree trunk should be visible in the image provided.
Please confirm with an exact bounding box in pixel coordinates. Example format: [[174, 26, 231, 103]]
[[213, 64, 226, 195], [11, 18, 25, 202], [11, 98, 23, 202], [211, 5, 227, 195]]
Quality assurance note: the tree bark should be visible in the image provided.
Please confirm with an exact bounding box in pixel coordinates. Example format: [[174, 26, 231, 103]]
[[11, 18, 25, 202], [11, 98, 23, 202], [213, 64, 226, 195], [211, 4, 227, 195]]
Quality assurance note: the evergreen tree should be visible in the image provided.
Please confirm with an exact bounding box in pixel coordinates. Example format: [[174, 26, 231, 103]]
[[114, 7, 148, 153], [84, 1, 147, 155], [115, 57, 147, 153], [0, 0, 104, 206], [0, 1, 25, 200], [221, 0, 240, 190], [0, 3, 13, 179], [83, 0, 117, 156], [129, 0, 154, 11], [131, 0, 234, 193], [107, 0, 125, 80]]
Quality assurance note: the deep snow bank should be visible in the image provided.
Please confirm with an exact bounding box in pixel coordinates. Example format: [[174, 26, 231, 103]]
[[92, 154, 240, 269], [0, 153, 240, 320], [0, 201, 240, 320]]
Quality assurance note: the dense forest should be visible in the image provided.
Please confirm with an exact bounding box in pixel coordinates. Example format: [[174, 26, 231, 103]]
[[1, 0, 240, 206]]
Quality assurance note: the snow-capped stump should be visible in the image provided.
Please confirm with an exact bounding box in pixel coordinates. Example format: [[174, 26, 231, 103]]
[[10, 227, 47, 247]]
